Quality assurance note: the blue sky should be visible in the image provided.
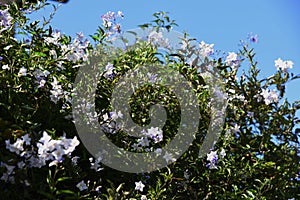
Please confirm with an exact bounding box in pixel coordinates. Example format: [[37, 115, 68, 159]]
[[30, 0, 300, 114]]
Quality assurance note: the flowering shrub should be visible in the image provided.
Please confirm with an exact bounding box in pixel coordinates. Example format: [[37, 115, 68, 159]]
[[0, 1, 299, 199]]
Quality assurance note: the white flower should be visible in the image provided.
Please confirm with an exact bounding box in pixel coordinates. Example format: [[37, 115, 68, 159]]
[[76, 180, 88, 191], [38, 79, 46, 88], [231, 124, 240, 134], [90, 161, 103, 172], [49, 160, 60, 167], [145, 127, 163, 143], [2, 64, 10, 70], [5, 138, 24, 154], [137, 137, 150, 147], [89, 156, 103, 172], [183, 170, 190, 179], [21, 134, 31, 145], [0, 163, 15, 183], [148, 31, 163, 43], [39, 131, 52, 144], [154, 148, 162, 156], [163, 152, 176, 163], [0, 8, 13, 32], [220, 148, 226, 159], [62, 136, 80, 154], [50, 77, 64, 103], [225, 52, 239, 67], [35, 131, 80, 167], [206, 150, 218, 169], [213, 87, 227, 102], [181, 40, 189, 50], [199, 41, 214, 57], [33, 69, 50, 79], [105, 63, 114, 78], [52, 146, 65, 160], [17, 161, 25, 169], [117, 11, 124, 18], [18, 67, 27, 77], [135, 181, 145, 192], [148, 31, 169, 48], [110, 111, 123, 120], [260, 88, 279, 105], [274, 58, 293, 71], [45, 31, 62, 45], [103, 113, 109, 121], [4, 45, 13, 51], [147, 73, 158, 84], [76, 32, 84, 41], [207, 150, 218, 162], [71, 156, 80, 165], [141, 195, 147, 200], [49, 49, 57, 59]]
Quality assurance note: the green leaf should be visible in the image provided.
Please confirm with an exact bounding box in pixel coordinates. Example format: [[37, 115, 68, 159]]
[[57, 177, 72, 182], [32, 52, 47, 57], [37, 191, 55, 200], [56, 190, 75, 195]]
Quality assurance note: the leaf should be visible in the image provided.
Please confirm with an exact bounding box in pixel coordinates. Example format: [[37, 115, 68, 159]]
[[246, 190, 255, 198], [56, 190, 75, 195], [57, 177, 72, 182], [32, 52, 47, 58], [37, 191, 55, 200], [116, 183, 124, 193], [291, 73, 300, 80]]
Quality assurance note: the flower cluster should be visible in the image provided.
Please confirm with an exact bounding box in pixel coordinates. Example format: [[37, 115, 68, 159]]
[[163, 151, 176, 163], [148, 31, 170, 48], [5, 134, 31, 155], [2, 132, 80, 183], [131, 127, 164, 151], [101, 11, 124, 36], [225, 52, 240, 67], [274, 58, 293, 71], [33, 69, 50, 88], [45, 31, 90, 67], [147, 73, 158, 84], [49, 76, 66, 103], [143, 127, 163, 143], [206, 149, 226, 169], [0, 7, 13, 32], [260, 88, 279, 105], [0, 162, 16, 183], [17, 67, 27, 77], [104, 62, 115, 79], [36, 131, 80, 167], [64, 32, 90, 65], [100, 111, 123, 134], [89, 156, 103, 172], [199, 41, 214, 58]]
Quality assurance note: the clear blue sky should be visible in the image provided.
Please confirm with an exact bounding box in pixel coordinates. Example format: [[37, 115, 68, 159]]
[[30, 0, 300, 115]]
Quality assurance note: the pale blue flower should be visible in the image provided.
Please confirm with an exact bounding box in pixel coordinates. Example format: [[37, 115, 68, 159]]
[[248, 33, 259, 43], [0, 7, 13, 32], [206, 150, 218, 169], [163, 151, 176, 163], [76, 180, 88, 191], [135, 181, 145, 192]]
